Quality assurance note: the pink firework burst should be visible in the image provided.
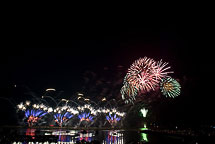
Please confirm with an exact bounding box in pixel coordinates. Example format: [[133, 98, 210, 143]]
[[126, 57, 159, 92], [125, 57, 173, 93], [152, 59, 173, 80]]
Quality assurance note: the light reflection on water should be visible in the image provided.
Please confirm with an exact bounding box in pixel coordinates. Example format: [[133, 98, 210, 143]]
[[19, 128, 126, 143], [8, 128, 130, 144], [4, 127, 213, 143], [48, 129, 124, 143], [140, 127, 148, 142], [104, 130, 124, 144]]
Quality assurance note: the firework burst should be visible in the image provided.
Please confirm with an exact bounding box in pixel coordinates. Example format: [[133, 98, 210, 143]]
[[140, 108, 148, 118], [77, 104, 101, 127], [152, 59, 173, 80], [120, 81, 138, 104], [160, 77, 181, 98], [102, 108, 125, 127], [53, 105, 79, 127], [121, 57, 175, 104], [17, 101, 50, 127], [125, 57, 159, 92]]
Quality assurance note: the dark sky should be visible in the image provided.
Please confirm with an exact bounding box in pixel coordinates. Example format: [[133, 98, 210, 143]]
[[5, 23, 199, 94], [1, 16, 213, 125]]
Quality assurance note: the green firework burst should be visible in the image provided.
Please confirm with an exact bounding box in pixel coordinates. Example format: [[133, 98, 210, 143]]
[[160, 77, 181, 98]]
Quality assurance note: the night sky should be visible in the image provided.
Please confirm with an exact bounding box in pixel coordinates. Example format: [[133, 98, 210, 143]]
[[1, 16, 213, 126]]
